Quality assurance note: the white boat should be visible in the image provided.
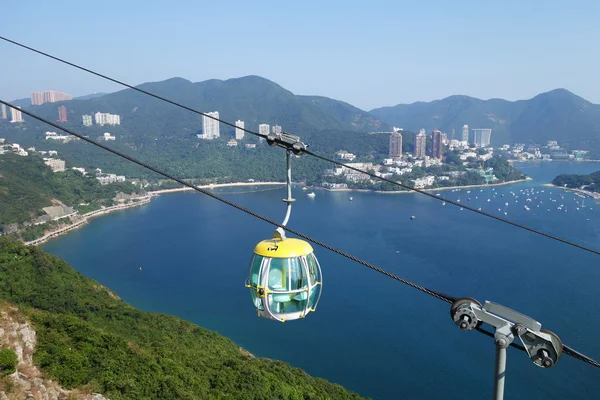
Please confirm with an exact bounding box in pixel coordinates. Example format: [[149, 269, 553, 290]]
[[307, 192, 316, 198], [349, 197, 353, 201], [524, 206, 530, 211]]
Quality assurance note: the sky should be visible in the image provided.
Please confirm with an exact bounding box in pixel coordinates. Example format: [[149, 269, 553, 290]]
[[1, 0, 599, 110]]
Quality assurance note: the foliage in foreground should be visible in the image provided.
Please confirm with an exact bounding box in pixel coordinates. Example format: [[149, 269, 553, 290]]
[[0, 349, 17, 377], [0, 238, 365, 400]]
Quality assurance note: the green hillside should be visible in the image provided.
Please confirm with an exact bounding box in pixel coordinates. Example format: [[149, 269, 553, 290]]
[[23, 76, 389, 135], [552, 171, 600, 193], [0, 153, 138, 232], [0, 238, 365, 400], [0, 76, 396, 181], [370, 89, 600, 154]]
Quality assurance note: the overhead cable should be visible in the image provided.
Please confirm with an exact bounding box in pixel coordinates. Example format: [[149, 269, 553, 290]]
[[2, 99, 599, 370], [2, 35, 599, 257], [2, 35, 598, 257]]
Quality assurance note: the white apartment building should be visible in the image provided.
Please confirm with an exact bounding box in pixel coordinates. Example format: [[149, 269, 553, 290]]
[[1, 104, 7, 119], [227, 139, 238, 147], [44, 158, 66, 172], [82, 115, 93, 126], [10, 106, 23, 123], [235, 120, 245, 140], [259, 124, 270, 136], [96, 174, 126, 185], [272, 125, 282, 135], [103, 132, 116, 141], [94, 112, 121, 126], [198, 112, 220, 139]]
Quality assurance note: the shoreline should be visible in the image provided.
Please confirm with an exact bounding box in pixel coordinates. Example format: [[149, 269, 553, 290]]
[[509, 159, 600, 163], [148, 181, 286, 195], [25, 197, 152, 246], [318, 177, 532, 194], [21, 177, 535, 245], [545, 183, 600, 200]]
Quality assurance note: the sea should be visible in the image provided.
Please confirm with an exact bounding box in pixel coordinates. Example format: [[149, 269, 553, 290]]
[[42, 162, 600, 400]]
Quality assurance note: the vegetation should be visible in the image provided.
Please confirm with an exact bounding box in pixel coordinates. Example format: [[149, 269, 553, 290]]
[[0, 153, 140, 232], [370, 89, 600, 152], [552, 171, 600, 192], [0, 349, 17, 377], [0, 238, 365, 399]]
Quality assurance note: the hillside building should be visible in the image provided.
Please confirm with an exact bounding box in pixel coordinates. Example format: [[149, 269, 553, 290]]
[[462, 125, 469, 143], [389, 131, 403, 159], [94, 112, 121, 126], [235, 120, 245, 140], [10, 106, 23, 123], [44, 158, 66, 172], [31, 90, 72, 105], [473, 129, 492, 147], [82, 115, 93, 126], [58, 106, 68, 122], [272, 125, 282, 135], [431, 129, 443, 159], [198, 111, 220, 139], [413, 129, 426, 158]]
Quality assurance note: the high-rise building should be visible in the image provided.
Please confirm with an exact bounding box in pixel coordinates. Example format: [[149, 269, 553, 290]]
[[31, 92, 44, 105], [389, 131, 403, 159], [10, 106, 23, 123], [259, 124, 270, 136], [31, 90, 72, 105], [413, 129, 426, 158], [272, 125, 282, 135], [94, 112, 121, 126], [43, 90, 72, 104], [432, 129, 443, 159], [462, 125, 469, 142], [235, 120, 245, 140], [1, 104, 6, 120], [82, 115, 93, 127], [58, 106, 68, 122], [473, 129, 492, 147], [199, 111, 220, 139]]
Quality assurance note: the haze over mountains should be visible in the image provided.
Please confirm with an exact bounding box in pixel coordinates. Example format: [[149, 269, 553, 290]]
[[9, 76, 600, 153], [370, 89, 600, 150]]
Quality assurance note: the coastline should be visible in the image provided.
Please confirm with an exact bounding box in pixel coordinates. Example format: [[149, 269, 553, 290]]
[[545, 183, 600, 200], [23, 177, 535, 245], [509, 159, 600, 163], [25, 197, 152, 246], [148, 181, 286, 195], [25, 182, 285, 246], [318, 177, 532, 194]]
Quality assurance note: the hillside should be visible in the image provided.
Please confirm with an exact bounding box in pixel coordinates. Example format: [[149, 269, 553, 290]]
[[26, 76, 388, 135], [0, 76, 394, 181], [0, 153, 139, 234], [0, 238, 365, 400], [370, 89, 600, 153]]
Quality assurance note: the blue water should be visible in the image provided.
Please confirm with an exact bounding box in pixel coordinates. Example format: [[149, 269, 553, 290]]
[[42, 162, 600, 400]]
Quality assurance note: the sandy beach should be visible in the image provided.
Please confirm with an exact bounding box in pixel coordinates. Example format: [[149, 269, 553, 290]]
[[149, 181, 286, 195]]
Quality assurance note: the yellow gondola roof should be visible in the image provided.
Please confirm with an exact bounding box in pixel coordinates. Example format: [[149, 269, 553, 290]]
[[254, 237, 314, 258]]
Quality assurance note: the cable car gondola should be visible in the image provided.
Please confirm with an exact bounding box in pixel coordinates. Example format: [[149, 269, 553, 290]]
[[245, 133, 322, 322]]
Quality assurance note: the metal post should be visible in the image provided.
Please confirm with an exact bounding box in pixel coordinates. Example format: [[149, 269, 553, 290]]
[[281, 150, 293, 227], [493, 340, 507, 400]]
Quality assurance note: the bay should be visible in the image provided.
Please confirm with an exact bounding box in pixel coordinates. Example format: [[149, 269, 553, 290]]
[[42, 161, 600, 400]]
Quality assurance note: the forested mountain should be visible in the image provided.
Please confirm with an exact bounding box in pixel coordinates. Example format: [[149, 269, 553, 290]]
[[0, 238, 365, 399], [0, 76, 397, 181], [23, 76, 388, 135], [370, 89, 600, 152]]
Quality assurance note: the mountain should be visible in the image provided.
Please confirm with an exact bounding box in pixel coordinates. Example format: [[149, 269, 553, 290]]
[[0, 238, 365, 399], [28, 75, 388, 135], [370, 89, 600, 152], [7, 97, 30, 108], [74, 92, 107, 100]]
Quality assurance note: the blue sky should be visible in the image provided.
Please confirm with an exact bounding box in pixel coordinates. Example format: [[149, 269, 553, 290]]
[[1, 0, 598, 110]]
